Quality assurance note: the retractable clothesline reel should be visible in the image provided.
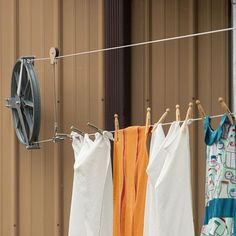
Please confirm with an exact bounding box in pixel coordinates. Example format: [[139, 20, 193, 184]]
[[5, 26, 235, 149], [5, 48, 64, 150]]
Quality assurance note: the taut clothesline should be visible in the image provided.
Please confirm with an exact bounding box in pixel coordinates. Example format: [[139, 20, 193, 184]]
[[31, 27, 236, 62], [34, 113, 235, 144], [29, 27, 236, 145]]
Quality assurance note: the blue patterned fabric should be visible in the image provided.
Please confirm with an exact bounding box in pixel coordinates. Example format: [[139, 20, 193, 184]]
[[201, 114, 236, 236]]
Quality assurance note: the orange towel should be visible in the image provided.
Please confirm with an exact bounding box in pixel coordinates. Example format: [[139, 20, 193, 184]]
[[113, 126, 149, 236]]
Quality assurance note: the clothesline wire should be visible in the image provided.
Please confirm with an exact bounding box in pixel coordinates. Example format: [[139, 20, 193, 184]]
[[32, 27, 236, 62], [31, 26, 236, 144], [103, 113, 235, 133], [34, 113, 235, 144]]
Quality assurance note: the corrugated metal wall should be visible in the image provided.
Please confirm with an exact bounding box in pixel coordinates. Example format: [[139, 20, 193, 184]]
[[0, 0, 229, 235], [131, 0, 229, 234], [0, 0, 104, 235]]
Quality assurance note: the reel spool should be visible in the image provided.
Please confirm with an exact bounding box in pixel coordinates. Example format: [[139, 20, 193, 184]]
[[5, 57, 41, 149]]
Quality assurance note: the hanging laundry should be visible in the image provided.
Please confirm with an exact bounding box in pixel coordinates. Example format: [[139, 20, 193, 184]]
[[144, 121, 180, 235], [68, 132, 113, 236], [113, 126, 149, 236], [151, 120, 195, 236], [201, 114, 236, 236]]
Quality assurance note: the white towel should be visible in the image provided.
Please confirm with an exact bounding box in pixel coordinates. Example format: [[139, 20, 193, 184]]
[[68, 132, 113, 236], [154, 121, 195, 236], [144, 122, 181, 236]]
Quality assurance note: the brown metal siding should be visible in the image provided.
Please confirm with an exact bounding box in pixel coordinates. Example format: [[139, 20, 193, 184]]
[[0, 1, 18, 236], [0, 0, 104, 235], [62, 1, 104, 235], [104, 0, 131, 130], [0, 0, 230, 235]]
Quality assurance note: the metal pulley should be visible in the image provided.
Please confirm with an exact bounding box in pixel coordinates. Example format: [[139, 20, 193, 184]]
[[5, 47, 71, 148], [5, 57, 41, 149], [49, 47, 60, 64]]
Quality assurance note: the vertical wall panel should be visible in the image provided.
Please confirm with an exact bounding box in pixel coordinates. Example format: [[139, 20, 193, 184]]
[[61, 0, 76, 234], [90, 0, 104, 127], [131, 0, 149, 125], [0, 12, 2, 233], [165, 0, 180, 113], [105, 0, 131, 130], [0, 0, 104, 235], [75, 0, 90, 131], [211, 0, 228, 109], [150, 0, 165, 121], [62, 0, 104, 235], [0, 0, 18, 235], [0, 1, 18, 236]]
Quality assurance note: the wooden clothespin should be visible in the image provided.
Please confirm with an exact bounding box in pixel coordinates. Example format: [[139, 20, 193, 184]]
[[114, 114, 119, 141], [196, 100, 206, 119], [152, 108, 170, 133], [49, 47, 60, 65], [176, 105, 181, 121], [185, 102, 193, 121], [70, 126, 85, 136], [218, 97, 234, 125], [145, 107, 151, 135]]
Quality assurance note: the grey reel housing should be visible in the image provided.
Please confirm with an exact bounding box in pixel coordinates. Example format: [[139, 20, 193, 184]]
[[5, 57, 41, 149]]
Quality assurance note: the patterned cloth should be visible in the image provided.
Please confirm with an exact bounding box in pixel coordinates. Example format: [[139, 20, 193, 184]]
[[201, 114, 236, 236]]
